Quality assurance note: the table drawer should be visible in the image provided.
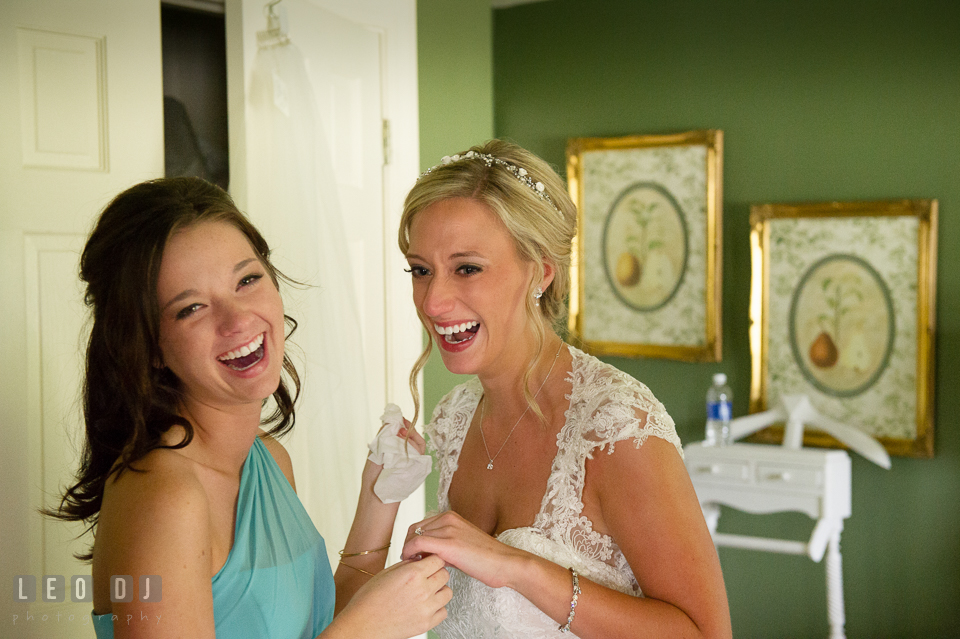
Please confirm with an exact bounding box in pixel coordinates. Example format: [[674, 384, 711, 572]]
[[755, 463, 823, 489], [688, 460, 750, 482]]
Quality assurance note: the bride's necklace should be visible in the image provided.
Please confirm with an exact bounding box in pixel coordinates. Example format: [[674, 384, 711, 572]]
[[478, 340, 564, 471]]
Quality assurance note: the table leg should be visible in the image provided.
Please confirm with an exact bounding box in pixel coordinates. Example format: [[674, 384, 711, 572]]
[[825, 527, 846, 639]]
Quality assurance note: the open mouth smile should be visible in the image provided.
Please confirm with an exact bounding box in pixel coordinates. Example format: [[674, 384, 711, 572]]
[[217, 333, 265, 371], [434, 321, 480, 344]]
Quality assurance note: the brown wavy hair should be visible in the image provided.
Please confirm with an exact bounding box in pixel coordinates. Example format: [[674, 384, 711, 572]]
[[46, 177, 301, 558]]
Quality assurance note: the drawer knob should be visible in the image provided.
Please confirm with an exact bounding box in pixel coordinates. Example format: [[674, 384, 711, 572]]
[[765, 471, 791, 482]]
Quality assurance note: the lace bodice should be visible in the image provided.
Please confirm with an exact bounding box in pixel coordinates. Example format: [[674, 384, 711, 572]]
[[426, 346, 683, 638]]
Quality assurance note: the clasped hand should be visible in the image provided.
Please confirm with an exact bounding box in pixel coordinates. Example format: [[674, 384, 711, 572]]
[[339, 554, 452, 639], [401, 511, 525, 590]]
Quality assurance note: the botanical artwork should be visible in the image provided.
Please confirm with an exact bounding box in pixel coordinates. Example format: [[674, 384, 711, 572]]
[[789, 254, 894, 397], [568, 131, 722, 361], [581, 146, 704, 346], [604, 183, 687, 312], [754, 201, 938, 458]]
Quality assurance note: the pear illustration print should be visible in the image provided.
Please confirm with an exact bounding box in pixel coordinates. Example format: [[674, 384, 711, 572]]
[[789, 254, 894, 398]]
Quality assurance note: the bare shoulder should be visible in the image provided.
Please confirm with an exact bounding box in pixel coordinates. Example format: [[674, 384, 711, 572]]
[[584, 421, 696, 539], [94, 449, 214, 608], [590, 431, 688, 494], [101, 448, 208, 517], [93, 449, 218, 633], [259, 432, 297, 491], [97, 448, 211, 552]]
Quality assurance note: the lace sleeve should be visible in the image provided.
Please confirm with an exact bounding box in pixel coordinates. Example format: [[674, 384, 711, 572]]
[[423, 379, 482, 512], [424, 380, 478, 456], [570, 353, 683, 460], [423, 392, 451, 457], [591, 393, 683, 459]]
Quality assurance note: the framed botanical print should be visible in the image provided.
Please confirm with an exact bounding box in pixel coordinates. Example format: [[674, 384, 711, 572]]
[[566, 130, 723, 361], [749, 199, 938, 458]]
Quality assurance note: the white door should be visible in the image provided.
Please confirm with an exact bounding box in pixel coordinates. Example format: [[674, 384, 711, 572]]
[[227, 0, 424, 571], [0, 1, 165, 638]]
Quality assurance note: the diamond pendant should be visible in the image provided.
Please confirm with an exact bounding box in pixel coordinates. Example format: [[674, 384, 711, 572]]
[[487, 461, 494, 470]]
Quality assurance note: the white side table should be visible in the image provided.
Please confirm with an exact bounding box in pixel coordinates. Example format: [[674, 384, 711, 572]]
[[684, 442, 852, 639]]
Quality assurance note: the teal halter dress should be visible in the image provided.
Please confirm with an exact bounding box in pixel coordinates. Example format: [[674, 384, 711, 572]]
[[92, 438, 335, 638]]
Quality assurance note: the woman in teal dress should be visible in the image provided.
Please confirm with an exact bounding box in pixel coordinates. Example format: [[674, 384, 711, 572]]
[[48, 177, 450, 638]]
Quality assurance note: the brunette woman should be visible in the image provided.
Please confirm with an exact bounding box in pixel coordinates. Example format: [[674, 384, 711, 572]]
[[50, 177, 449, 639]]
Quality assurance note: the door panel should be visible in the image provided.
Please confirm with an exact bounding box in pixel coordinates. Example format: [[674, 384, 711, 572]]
[[0, 2, 164, 637], [17, 29, 107, 170], [23, 233, 91, 632]]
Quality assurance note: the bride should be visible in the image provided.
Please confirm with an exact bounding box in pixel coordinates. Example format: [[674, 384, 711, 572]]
[[397, 140, 732, 638]]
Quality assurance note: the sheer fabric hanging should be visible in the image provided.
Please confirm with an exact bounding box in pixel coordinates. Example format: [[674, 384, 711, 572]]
[[246, 19, 371, 566]]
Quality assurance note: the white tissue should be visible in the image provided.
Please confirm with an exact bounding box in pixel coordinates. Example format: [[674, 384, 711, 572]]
[[368, 403, 433, 504]]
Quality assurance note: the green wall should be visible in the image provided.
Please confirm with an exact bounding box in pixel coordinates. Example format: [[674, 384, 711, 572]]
[[416, 0, 494, 513], [492, 0, 959, 637]]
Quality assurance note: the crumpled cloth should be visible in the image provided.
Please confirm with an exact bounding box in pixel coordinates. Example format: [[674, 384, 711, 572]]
[[367, 403, 433, 504]]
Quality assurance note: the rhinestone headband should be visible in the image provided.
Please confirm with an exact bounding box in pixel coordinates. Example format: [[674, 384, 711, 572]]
[[419, 150, 562, 216]]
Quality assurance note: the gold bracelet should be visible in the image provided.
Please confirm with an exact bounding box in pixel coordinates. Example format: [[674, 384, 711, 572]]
[[338, 559, 376, 577], [338, 542, 391, 558]]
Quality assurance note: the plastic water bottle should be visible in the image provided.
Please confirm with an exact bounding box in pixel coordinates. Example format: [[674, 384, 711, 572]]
[[705, 373, 732, 446]]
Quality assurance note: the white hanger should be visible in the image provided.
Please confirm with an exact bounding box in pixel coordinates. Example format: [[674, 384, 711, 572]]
[[257, 0, 290, 49], [728, 394, 891, 469]]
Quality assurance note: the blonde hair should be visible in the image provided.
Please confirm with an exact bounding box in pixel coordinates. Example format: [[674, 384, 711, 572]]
[[399, 139, 577, 427]]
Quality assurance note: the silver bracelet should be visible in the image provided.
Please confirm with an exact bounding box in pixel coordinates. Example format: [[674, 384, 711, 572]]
[[558, 567, 580, 633]]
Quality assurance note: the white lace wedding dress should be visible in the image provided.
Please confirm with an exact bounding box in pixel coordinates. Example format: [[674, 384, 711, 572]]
[[426, 346, 683, 638]]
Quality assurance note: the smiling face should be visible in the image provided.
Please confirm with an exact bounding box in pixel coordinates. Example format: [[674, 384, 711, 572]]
[[405, 197, 551, 377], [156, 220, 285, 413]]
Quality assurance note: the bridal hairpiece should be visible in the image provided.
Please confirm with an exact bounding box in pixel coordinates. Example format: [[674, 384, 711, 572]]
[[419, 150, 562, 216]]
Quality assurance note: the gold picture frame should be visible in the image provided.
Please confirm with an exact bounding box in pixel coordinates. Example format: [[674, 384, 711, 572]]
[[749, 199, 938, 458], [566, 130, 723, 361]]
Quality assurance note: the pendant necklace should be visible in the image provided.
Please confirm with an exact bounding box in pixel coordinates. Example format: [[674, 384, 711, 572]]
[[478, 340, 564, 470]]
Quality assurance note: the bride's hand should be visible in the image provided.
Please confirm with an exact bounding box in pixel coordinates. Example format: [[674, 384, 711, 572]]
[[397, 418, 427, 455], [401, 511, 525, 590], [361, 418, 426, 490]]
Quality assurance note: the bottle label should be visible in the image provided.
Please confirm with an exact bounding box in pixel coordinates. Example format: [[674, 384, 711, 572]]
[[707, 401, 732, 421]]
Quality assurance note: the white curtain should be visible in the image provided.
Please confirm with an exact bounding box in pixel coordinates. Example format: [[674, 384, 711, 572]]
[[246, 35, 371, 565]]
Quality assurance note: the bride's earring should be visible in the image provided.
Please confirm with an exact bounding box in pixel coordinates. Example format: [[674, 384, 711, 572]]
[[534, 287, 543, 306]]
